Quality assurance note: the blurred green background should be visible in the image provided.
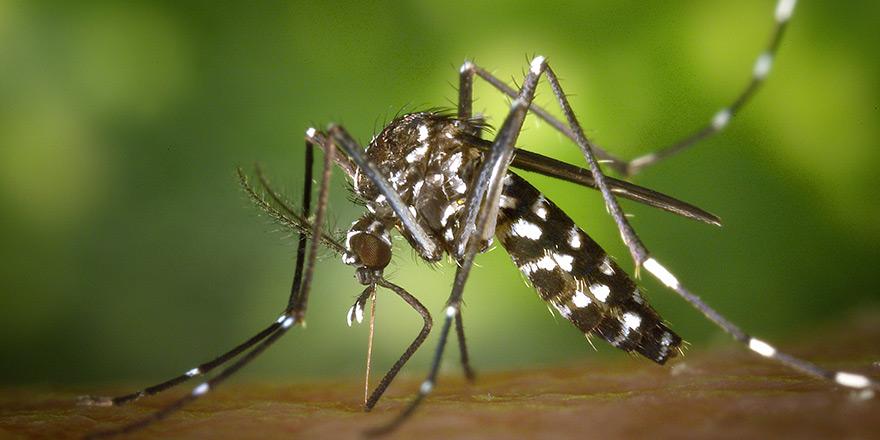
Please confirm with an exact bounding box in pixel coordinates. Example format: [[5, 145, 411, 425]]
[[1, 0, 878, 387]]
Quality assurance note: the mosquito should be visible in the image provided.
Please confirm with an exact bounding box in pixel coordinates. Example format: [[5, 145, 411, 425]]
[[80, 0, 877, 437]]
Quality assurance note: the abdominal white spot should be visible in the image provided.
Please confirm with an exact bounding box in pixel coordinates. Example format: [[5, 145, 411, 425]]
[[622, 312, 642, 331], [535, 255, 556, 271], [532, 196, 548, 220], [554, 303, 572, 318], [572, 290, 591, 308], [510, 219, 542, 240], [590, 283, 610, 302], [552, 253, 574, 272], [568, 227, 581, 249]]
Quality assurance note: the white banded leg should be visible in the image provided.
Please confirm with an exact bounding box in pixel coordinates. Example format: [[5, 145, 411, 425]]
[[79, 136, 323, 411], [83, 125, 337, 439], [625, 0, 797, 175], [459, 0, 798, 177], [472, 40, 869, 406], [77, 317, 288, 408], [642, 257, 877, 394]]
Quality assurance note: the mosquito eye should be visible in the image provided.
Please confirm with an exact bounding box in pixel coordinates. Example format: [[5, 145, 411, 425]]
[[349, 233, 392, 270]]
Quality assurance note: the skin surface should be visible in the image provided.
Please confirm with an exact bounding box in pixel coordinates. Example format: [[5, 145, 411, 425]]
[[3, 314, 878, 440]]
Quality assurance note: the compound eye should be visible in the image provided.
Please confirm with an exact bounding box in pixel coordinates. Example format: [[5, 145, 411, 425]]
[[349, 233, 392, 270]]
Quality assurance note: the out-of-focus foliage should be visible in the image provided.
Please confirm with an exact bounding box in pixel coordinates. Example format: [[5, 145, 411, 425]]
[[1, 1, 877, 385]]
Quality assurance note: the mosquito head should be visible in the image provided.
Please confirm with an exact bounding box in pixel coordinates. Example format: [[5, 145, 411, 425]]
[[343, 215, 393, 285], [350, 231, 392, 268]]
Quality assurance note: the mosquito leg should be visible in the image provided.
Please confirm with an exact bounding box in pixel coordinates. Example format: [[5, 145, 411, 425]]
[[84, 132, 337, 439], [540, 62, 650, 268], [454, 312, 476, 382], [77, 322, 284, 408], [364, 279, 433, 411], [456, 60, 491, 139], [288, 140, 314, 310], [625, 0, 797, 175], [476, 54, 651, 270], [639, 257, 878, 393], [84, 319, 295, 440], [80, 139, 319, 409], [458, 60, 475, 120], [368, 55, 548, 436], [460, 60, 622, 167], [532, 55, 871, 400], [453, 57, 546, 259], [465, 0, 798, 176], [365, 307, 453, 437]]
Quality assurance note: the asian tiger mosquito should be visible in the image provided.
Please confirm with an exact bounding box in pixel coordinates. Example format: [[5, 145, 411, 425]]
[[80, 0, 877, 437]]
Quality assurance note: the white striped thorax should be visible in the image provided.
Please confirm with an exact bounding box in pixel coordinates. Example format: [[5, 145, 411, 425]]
[[351, 112, 485, 264]]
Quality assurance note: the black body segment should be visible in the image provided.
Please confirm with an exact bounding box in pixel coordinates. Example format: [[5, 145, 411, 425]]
[[496, 172, 682, 364]]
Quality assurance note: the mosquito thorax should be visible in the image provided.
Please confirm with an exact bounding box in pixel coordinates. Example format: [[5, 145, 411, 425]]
[[349, 112, 485, 263]]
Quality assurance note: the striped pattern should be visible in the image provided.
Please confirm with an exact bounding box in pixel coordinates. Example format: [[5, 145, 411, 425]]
[[358, 112, 681, 364], [496, 172, 682, 364]]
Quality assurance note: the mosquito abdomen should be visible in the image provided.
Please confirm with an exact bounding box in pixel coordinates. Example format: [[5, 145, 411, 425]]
[[495, 172, 682, 364]]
